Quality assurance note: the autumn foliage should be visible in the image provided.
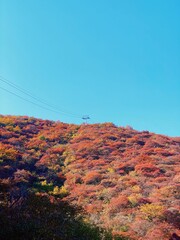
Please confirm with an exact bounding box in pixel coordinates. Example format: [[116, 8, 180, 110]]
[[0, 115, 180, 240]]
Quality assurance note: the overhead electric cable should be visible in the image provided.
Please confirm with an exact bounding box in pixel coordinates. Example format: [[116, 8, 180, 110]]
[[0, 85, 81, 118], [0, 75, 82, 118]]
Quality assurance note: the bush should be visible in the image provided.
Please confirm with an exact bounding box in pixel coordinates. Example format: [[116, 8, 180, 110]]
[[140, 203, 164, 221]]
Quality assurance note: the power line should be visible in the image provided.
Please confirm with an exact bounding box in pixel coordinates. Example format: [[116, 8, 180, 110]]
[[0, 75, 82, 119], [0, 86, 74, 115], [0, 75, 81, 118]]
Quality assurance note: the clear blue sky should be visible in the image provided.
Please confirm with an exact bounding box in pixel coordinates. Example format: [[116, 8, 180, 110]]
[[0, 0, 180, 136]]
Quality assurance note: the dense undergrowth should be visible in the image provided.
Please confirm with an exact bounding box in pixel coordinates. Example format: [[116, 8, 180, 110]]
[[0, 115, 180, 239], [1, 192, 125, 240]]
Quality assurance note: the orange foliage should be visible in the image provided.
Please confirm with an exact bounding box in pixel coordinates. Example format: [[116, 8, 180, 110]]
[[83, 171, 102, 184], [0, 143, 19, 161], [0, 115, 180, 240], [108, 195, 129, 215]]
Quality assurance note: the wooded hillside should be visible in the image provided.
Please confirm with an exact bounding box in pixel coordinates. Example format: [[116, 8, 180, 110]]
[[0, 115, 179, 240]]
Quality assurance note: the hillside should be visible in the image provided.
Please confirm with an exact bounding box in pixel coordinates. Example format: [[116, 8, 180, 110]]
[[0, 115, 180, 240]]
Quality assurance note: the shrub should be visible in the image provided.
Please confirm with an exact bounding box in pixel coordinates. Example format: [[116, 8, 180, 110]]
[[140, 203, 164, 221], [83, 171, 101, 185], [108, 195, 129, 215]]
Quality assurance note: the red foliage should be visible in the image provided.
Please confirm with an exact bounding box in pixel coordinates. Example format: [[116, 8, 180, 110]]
[[108, 195, 129, 214], [0, 115, 180, 239], [135, 163, 161, 177], [83, 171, 102, 184]]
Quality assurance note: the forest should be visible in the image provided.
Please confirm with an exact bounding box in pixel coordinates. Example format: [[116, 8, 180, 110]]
[[0, 115, 180, 240]]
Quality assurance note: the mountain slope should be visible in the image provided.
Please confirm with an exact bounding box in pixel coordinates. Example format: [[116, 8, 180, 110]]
[[0, 115, 180, 239]]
